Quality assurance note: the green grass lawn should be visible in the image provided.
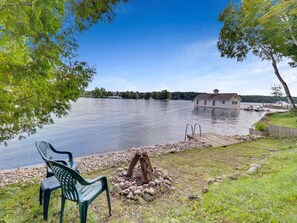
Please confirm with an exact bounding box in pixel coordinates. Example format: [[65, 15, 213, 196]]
[[267, 112, 297, 128], [1, 138, 297, 222]]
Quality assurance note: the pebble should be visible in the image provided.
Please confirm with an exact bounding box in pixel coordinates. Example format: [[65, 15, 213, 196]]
[[134, 189, 142, 195], [250, 163, 261, 169], [149, 181, 156, 187], [246, 166, 258, 174], [127, 191, 134, 199], [164, 179, 172, 185], [201, 187, 209, 194], [129, 186, 137, 192], [207, 177, 215, 185], [148, 187, 155, 195], [154, 179, 161, 185], [188, 194, 201, 200], [122, 189, 130, 195]]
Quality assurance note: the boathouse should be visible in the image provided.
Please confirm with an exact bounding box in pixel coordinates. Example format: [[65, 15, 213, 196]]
[[194, 89, 241, 109]]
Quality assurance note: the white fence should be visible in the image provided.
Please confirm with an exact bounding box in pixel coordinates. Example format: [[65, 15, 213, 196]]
[[268, 125, 297, 138], [250, 125, 297, 138]]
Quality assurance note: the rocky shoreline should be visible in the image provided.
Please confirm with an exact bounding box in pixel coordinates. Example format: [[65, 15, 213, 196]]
[[0, 135, 260, 187]]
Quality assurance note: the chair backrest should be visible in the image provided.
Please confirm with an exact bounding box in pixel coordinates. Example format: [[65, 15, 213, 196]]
[[46, 160, 82, 202], [36, 140, 54, 161]]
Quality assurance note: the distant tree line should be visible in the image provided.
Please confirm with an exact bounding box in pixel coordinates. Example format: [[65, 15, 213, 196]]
[[240, 95, 297, 104], [83, 89, 174, 100], [83, 88, 297, 103]]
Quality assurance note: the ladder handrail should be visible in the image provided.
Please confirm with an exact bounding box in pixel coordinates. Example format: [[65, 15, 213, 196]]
[[184, 124, 194, 141], [193, 123, 202, 137]]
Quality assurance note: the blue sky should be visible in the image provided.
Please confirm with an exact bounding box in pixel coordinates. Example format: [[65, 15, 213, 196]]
[[77, 0, 297, 95]]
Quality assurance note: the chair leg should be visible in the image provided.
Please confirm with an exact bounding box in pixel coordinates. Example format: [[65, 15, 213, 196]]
[[79, 202, 88, 223], [43, 189, 50, 221], [39, 186, 43, 205], [106, 187, 112, 216], [60, 196, 66, 223]]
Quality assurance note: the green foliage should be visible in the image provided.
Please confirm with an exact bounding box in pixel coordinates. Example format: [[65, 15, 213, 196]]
[[254, 122, 268, 131], [270, 84, 284, 97], [144, 92, 151, 100], [218, 0, 296, 107], [0, 0, 128, 144]]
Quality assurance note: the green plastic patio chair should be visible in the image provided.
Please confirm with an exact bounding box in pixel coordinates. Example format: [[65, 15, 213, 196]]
[[46, 160, 111, 223], [36, 140, 78, 177]]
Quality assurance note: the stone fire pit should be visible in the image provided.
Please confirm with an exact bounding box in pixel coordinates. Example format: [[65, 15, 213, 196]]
[[110, 152, 174, 203]]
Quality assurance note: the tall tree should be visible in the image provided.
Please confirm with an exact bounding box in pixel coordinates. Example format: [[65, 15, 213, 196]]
[[218, 0, 296, 107], [0, 0, 128, 144]]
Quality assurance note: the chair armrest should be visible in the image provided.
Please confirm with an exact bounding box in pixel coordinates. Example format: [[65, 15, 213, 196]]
[[77, 175, 107, 186], [86, 176, 107, 185], [52, 159, 68, 166], [51, 147, 73, 161]]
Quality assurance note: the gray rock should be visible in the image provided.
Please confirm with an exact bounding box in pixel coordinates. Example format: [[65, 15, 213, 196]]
[[213, 182, 220, 186], [138, 196, 147, 205], [246, 166, 258, 174], [143, 193, 153, 202], [158, 177, 164, 182], [137, 186, 144, 191], [149, 181, 156, 187], [154, 179, 161, 185], [201, 187, 209, 194], [129, 186, 137, 192], [229, 172, 240, 180], [148, 187, 155, 195], [188, 194, 201, 200], [113, 184, 122, 194], [207, 177, 215, 185], [164, 184, 171, 190], [143, 184, 149, 188], [250, 163, 261, 169], [123, 181, 132, 189], [119, 182, 125, 188], [127, 191, 134, 199], [164, 179, 171, 185], [134, 189, 142, 195], [122, 189, 130, 195]]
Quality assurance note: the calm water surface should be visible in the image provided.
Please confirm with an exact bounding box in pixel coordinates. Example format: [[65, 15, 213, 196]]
[[0, 98, 265, 170]]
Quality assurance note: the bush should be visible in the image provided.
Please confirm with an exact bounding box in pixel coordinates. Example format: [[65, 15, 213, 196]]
[[254, 122, 268, 131]]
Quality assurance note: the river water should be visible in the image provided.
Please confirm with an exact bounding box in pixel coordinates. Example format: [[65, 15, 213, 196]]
[[0, 98, 264, 170]]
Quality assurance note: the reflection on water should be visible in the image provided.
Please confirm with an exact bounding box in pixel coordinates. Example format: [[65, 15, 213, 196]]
[[193, 107, 240, 123], [0, 98, 264, 170]]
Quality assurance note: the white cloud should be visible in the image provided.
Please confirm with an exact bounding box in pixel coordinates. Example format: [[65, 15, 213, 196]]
[[167, 39, 297, 96]]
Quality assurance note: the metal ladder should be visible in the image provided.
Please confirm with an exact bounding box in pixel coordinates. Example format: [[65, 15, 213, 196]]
[[184, 123, 202, 141]]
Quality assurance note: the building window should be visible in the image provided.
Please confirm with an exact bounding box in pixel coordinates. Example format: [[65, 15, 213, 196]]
[[204, 100, 206, 105], [222, 101, 225, 104], [213, 100, 215, 106], [197, 100, 199, 105], [232, 101, 238, 105]]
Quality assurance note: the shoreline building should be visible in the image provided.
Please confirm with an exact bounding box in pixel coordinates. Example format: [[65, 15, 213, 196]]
[[194, 89, 241, 109]]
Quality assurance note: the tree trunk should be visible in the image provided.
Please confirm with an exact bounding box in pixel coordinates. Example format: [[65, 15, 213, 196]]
[[126, 151, 141, 177], [139, 152, 153, 184], [270, 52, 295, 108], [126, 151, 154, 184]]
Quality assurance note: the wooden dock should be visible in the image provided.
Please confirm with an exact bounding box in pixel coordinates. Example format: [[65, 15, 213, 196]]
[[187, 132, 241, 147]]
